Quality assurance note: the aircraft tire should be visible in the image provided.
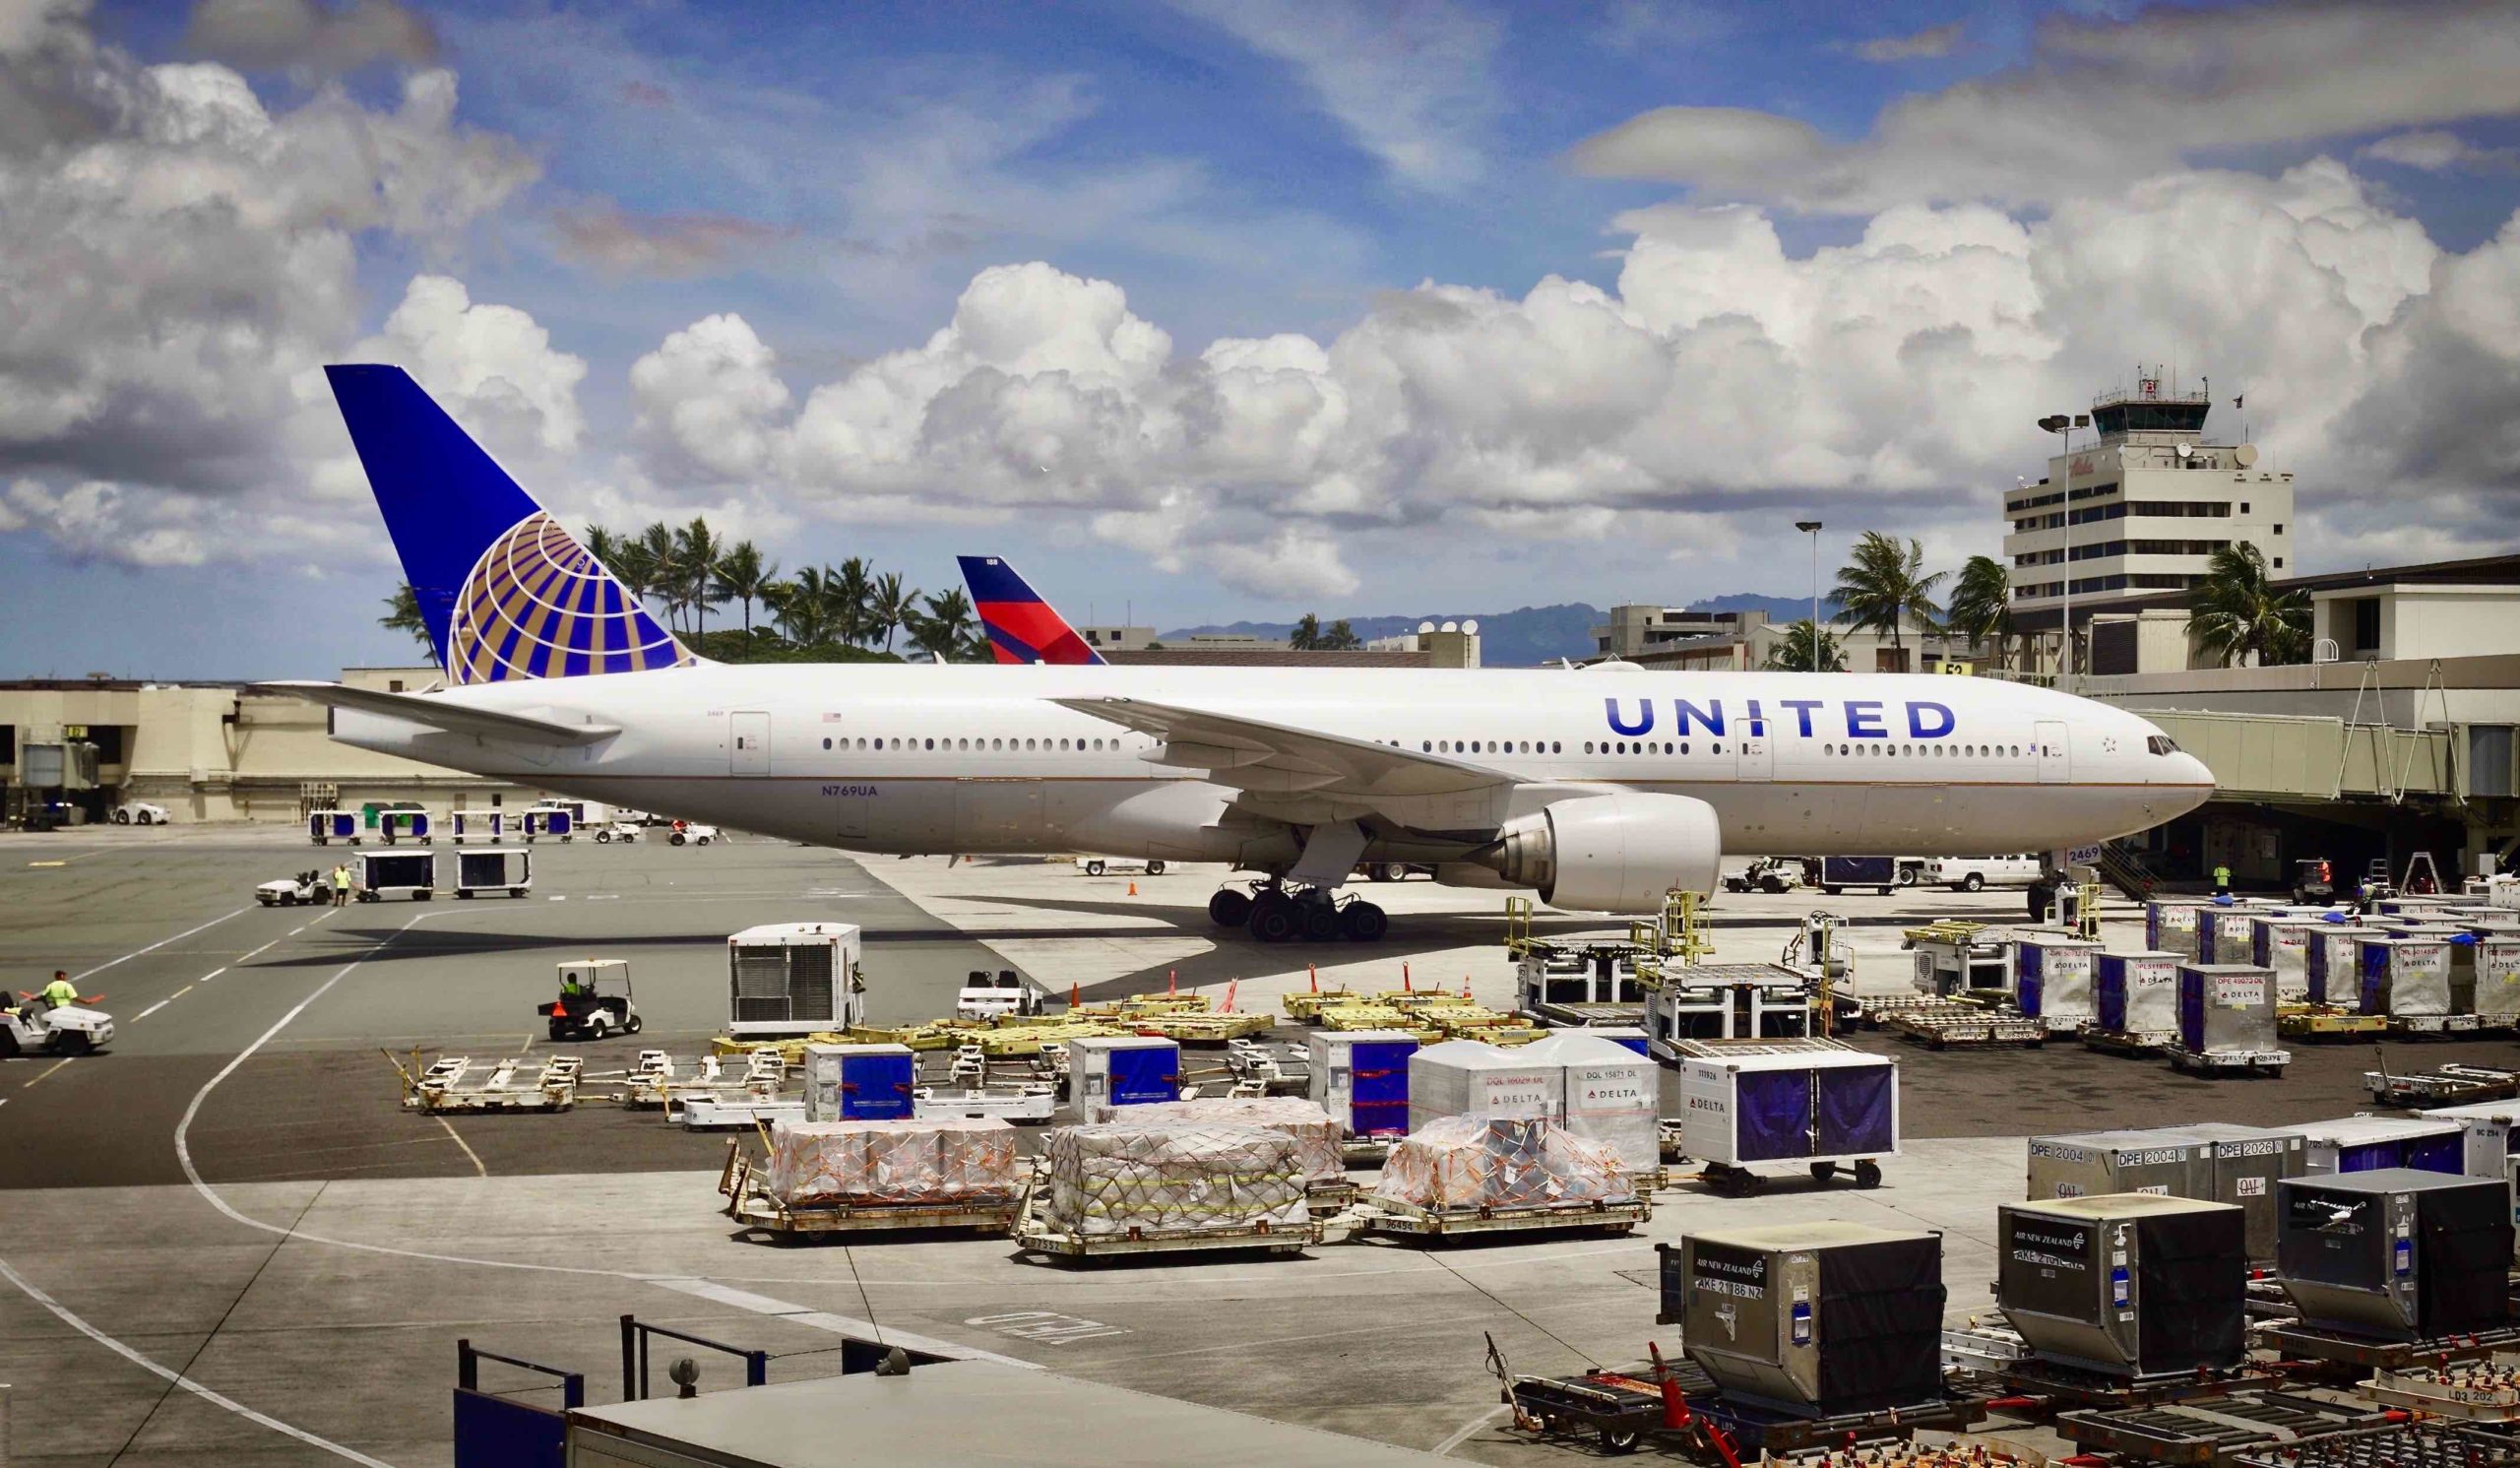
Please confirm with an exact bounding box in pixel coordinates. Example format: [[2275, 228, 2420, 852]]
[[1299, 903, 1340, 942], [1248, 898, 1296, 944], [1208, 889, 1252, 926], [1341, 902, 1388, 942]]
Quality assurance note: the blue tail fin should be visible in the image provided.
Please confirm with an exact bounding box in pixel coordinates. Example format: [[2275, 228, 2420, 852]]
[[959, 555, 1107, 666], [326, 365, 691, 684]]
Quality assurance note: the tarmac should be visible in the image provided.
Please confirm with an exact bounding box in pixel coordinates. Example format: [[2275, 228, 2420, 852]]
[[3, 825, 2513, 1466]]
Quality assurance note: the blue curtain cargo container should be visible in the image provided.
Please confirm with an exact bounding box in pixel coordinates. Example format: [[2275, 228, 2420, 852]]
[[2175, 964, 2279, 1056], [1673, 1042, 1897, 1169], [450, 810, 505, 842], [451, 848, 531, 897], [1306, 1030, 1418, 1137], [524, 807, 573, 840], [2297, 1116, 2464, 1176], [308, 810, 358, 844], [378, 809, 431, 844], [2305, 925, 2367, 1005], [1817, 857, 1896, 893], [802, 1043, 916, 1121], [2016, 934, 2100, 1031], [2146, 900, 2217, 960], [1070, 1036, 1181, 1121], [1587, 1026, 1652, 1057], [2358, 935, 2453, 1018], [2094, 951, 2180, 1038]]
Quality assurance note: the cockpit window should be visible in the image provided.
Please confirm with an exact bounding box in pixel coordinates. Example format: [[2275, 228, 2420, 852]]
[[2146, 734, 2180, 755]]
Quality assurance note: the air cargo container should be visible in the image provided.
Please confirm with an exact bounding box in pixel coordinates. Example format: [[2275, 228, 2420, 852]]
[[2198, 907, 2260, 965], [450, 847, 531, 898], [1407, 1040, 1559, 1133], [2026, 1129, 2214, 1205], [2277, 1170, 2513, 1341], [1521, 1030, 1659, 1174], [2306, 925, 2367, 1005], [354, 850, 435, 901], [449, 809, 505, 843], [2174, 964, 2283, 1069], [725, 924, 866, 1039], [1068, 1036, 1182, 1122], [2015, 932, 2100, 1033], [2146, 899, 2217, 960], [2181, 1122, 2308, 1263], [2250, 918, 2323, 1002], [2472, 935, 2520, 1028], [1998, 1194, 2247, 1376], [2297, 1116, 2464, 1176], [1307, 1030, 1418, 1138], [2093, 950, 2180, 1043], [2356, 935, 2455, 1023], [1660, 1223, 1945, 1417], [802, 1043, 916, 1122], [1671, 1038, 1895, 1192]]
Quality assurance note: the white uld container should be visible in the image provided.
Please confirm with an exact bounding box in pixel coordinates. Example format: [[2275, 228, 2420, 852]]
[[2355, 934, 2453, 1017], [2014, 931, 2100, 1032], [1306, 1029, 1419, 1138], [2297, 1115, 2465, 1176], [2474, 936, 2520, 1027], [2249, 917, 2322, 1003], [1520, 1030, 1660, 1174], [2094, 950, 2179, 1039], [2305, 925, 2366, 1005], [2146, 899, 2214, 960], [1068, 1035, 1183, 1122], [1407, 1040, 1559, 1134]]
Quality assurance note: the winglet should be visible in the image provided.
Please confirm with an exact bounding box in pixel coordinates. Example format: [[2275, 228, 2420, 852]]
[[958, 555, 1107, 666]]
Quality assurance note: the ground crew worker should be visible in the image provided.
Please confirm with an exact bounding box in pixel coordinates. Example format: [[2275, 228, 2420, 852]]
[[2213, 862, 2232, 896], [561, 970, 585, 998], [40, 970, 79, 1010], [331, 862, 352, 907]]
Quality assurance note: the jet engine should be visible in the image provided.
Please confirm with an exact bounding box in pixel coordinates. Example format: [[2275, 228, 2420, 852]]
[[1478, 791, 1722, 913]]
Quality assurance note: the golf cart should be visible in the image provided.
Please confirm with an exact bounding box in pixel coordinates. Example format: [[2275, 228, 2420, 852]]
[[4, 989, 113, 1056], [955, 968, 1042, 1021], [1723, 857, 1803, 895], [538, 959, 642, 1042], [256, 869, 327, 906], [593, 821, 641, 844], [667, 822, 719, 847], [113, 800, 168, 825], [2293, 858, 2338, 905]]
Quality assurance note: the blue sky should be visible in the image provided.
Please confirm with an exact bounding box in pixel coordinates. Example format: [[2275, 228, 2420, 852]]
[[7, 0, 2519, 675]]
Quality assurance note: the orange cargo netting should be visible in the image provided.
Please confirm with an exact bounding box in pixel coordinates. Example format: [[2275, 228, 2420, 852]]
[[1115, 1098, 1345, 1183], [1373, 1117, 1634, 1212], [766, 1117, 1020, 1207]]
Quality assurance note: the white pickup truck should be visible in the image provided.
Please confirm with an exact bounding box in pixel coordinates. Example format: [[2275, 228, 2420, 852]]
[[1918, 855, 2046, 892]]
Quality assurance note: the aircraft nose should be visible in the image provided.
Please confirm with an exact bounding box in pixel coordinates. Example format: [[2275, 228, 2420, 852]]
[[2174, 751, 2215, 796]]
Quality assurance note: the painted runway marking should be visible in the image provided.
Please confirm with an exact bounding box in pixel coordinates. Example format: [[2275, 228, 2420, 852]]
[[136, 999, 171, 1020], [20, 1058, 74, 1089], [650, 1279, 1039, 1369], [199, 967, 228, 984], [71, 906, 250, 983], [435, 1117, 487, 1178], [965, 1309, 1128, 1345], [0, 1253, 396, 1468]]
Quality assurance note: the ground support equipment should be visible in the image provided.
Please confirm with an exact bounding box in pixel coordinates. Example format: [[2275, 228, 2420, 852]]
[[2257, 1320, 2520, 1376], [1008, 1184, 1320, 1262], [2362, 1366, 2520, 1423], [1280, 987, 1359, 1023], [2281, 1007, 2389, 1041], [1350, 1195, 1648, 1242], [677, 1097, 805, 1130], [2364, 1062, 2520, 1108], [1501, 1352, 1980, 1462], [2231, 1421, 2520, 1468], [2388, 1013, 2484, 1037], [718, 1144, 1020, 1241], [2082, 1025, 2177, 1055], [1693, 1158, 1883, 1195], [401, 1053, 582, 1113], [2166, 1044, 2291, 1077], [2054, 1392, 2392, 1464], [1984, 1357, 2283, 1414], [911, 1084, 1058, 1122], [1884, 1001, 2046, 1049]]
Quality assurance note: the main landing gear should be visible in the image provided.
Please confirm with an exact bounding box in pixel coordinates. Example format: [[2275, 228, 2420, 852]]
[[1208, 883, 1389, 944]]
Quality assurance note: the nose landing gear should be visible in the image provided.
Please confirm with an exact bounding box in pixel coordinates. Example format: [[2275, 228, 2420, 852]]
[[1208, 881, 1388, 943]]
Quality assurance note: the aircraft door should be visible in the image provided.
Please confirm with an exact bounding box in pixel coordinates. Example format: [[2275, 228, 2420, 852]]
[[2035, 720, 2069, 784], [1736, 719, 1774, 783], [728, 711, 771, 776]]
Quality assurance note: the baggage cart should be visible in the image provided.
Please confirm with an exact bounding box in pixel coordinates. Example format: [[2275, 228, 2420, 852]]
[[450, 846, 531, 898], [399, 1053, 582, 1113], [1010, 1182, 1319, 1260], [448, 809, 505, 844], [719, 1140, 1021, 1239], [2367, 1062, 2520, 1108], [355, 849, 436, 901], [1351, 1194, 1647, 1239], [308, 809, 358, 845], [520, 806, 573, 842], [912, 1085, 1058, 1122], [2168, 964, 2287, 1076], [376, 809, 431, 845]]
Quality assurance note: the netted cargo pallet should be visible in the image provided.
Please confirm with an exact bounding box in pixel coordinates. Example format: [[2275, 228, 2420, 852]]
[[2166, 1045, 2291, 1078], [1884, 1002, 2046, 1049], [719, 1145, 1020, 1239]]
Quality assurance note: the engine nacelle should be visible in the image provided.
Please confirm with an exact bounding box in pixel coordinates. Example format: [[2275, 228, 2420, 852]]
[[1483, 792, 1722, 913]]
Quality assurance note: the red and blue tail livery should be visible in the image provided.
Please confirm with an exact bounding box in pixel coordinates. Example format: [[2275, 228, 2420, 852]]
[[959, 556, 1108, 666], [326, 365, 692, 684]]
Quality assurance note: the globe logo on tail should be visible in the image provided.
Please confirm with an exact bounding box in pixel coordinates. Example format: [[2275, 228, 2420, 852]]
[[445, 513, 690, 684]]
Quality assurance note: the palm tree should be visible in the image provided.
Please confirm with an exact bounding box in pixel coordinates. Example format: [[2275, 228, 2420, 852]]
[[907, 587, 977, 662], [1945, 554, 2014, 667], [1288, 613, 1323, 651], [2187, 543, 2310, 668], [866, 571, 916, 654], [1762, 619, 1847, 671], [1318, 618, 1361, 651], [634, 521, 678, 627], [829, 556, 875, 646], [1835, 532, 1947, 672], [380, 583, 432, 657], [671, 517, 726, 642], [712, 541, 777, 650], [770, 568, 832, 647]]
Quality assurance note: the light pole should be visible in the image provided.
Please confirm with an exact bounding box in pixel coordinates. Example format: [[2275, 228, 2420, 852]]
[[2034, 414, 2091, 689], [1794, 520, 1823, 670]]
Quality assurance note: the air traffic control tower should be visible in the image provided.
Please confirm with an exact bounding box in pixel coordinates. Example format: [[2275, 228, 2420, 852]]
[[2004, 373, 2295, 619]]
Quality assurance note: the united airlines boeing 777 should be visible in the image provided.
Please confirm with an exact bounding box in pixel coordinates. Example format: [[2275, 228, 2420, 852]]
[[270, 366, 2214, 942]]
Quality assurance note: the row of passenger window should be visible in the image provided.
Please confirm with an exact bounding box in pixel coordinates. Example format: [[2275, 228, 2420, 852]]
[[817, 735, 1128, 752]]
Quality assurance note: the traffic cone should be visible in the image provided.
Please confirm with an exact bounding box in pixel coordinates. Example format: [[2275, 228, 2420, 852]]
[[1308, 965, 1318, 993], [1069, 982, 1080, 1008], [1460, 974, 1472, 1000], [1403, 963, 1413, 992], [1167, 969, 1177, 997], [1126, 880, 1138, 896]]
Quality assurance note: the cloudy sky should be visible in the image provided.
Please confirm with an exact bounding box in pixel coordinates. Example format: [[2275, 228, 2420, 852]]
[[4, 0, 2519, 675]]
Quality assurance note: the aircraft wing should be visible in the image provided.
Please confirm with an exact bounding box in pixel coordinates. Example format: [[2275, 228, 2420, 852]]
[[258, 681, 621, 746], [1050, 696, 1513, 799]]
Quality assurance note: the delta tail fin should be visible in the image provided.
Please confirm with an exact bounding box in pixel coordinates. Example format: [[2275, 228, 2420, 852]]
[[958, 555, 1108, 666], [325, 364, 693, 685]]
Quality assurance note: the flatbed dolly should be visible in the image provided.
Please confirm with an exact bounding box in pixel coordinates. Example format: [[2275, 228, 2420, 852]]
[[397, 1053, 583, 1113], [1883, 1002, 2046, 1049], [2256, 1320, 2520, 1376], [2082, 1026, 2176, 1055], [2388, 1013, 2483, 1037], [2165, 1045, 2291, 1078], [1351, 1195, 1648, 1241], [2054, 1391, 2392, 1465], [1008, 1184, 1321, 1262], [2364, 1061, 2520, 1108], [718, 1142, 1020, 1241], [2280, 1007, 2388, 1041]]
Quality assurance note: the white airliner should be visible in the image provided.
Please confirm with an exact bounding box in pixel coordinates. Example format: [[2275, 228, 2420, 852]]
[[272, 366, 2214, 943]]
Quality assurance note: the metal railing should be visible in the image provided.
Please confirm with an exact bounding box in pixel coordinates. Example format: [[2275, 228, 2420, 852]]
[[621, 1315, 768, 1402]]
